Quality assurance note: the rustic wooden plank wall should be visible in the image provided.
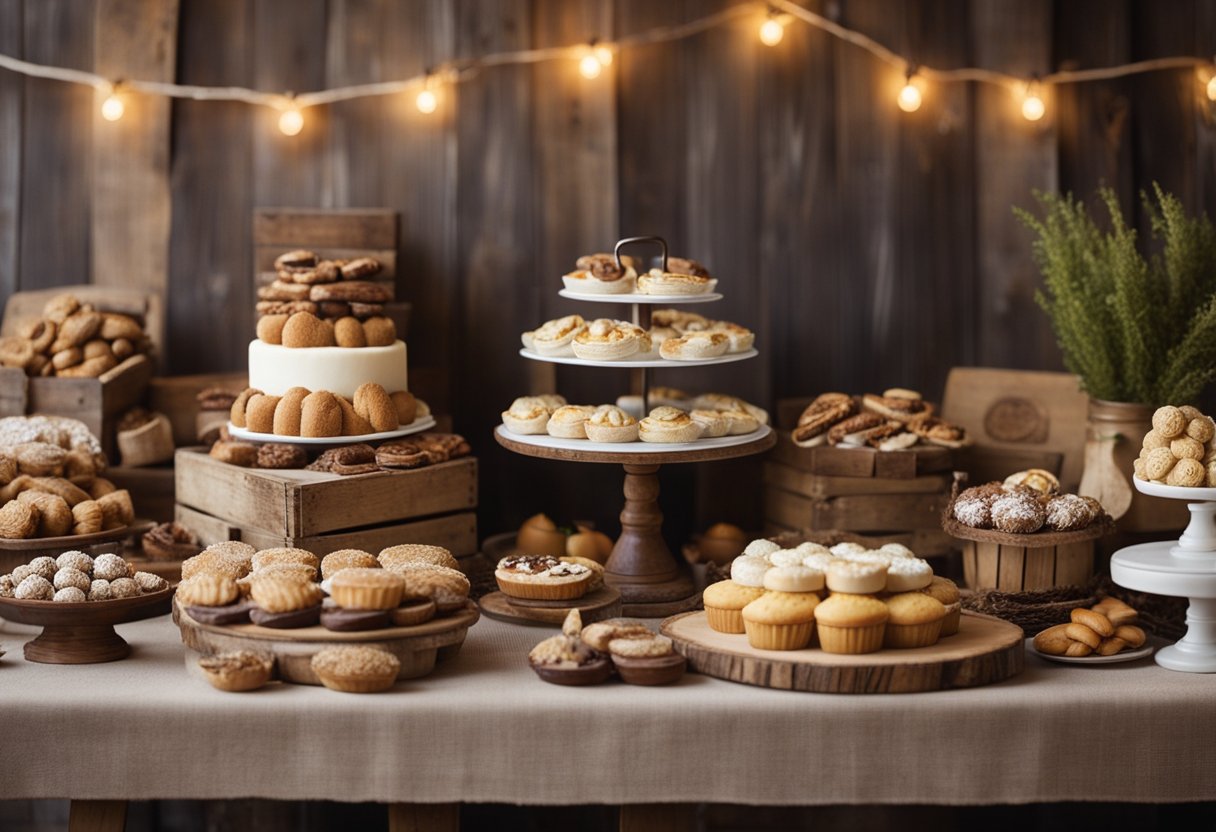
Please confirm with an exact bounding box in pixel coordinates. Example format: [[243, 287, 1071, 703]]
[[0, 0, 1215, 543]]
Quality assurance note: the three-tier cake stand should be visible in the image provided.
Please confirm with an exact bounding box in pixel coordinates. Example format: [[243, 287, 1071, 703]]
[[1110, 478, 1216, 672], [494, 236, 775, 617]]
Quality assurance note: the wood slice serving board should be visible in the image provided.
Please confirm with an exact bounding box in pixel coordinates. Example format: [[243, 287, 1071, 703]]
[[661, 611, 1024, 694], [177, 602, 479, 685], [478, 586, 622, 627]]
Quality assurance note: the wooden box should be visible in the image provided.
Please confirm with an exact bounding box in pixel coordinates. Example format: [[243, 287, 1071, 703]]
[[173, 449, 479, 557], [961, 539, 1095, 592], [148, 371, 249, 447], [0, 285, 162, 457], [107, 465, 176, 525]]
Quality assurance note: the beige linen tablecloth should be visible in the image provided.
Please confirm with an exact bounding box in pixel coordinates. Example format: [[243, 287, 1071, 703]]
[[1, 614, 1214, 806]]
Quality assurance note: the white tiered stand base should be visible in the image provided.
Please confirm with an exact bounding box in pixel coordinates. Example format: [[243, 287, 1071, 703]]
[[1110, 479, 1216, 672]]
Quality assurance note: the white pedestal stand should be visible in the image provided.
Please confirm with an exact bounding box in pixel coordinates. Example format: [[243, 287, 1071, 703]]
[[1109, 479, 1216, 672]]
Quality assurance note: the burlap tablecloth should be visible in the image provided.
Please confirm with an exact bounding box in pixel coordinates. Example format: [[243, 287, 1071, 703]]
[[1, 614, 1214, 806]]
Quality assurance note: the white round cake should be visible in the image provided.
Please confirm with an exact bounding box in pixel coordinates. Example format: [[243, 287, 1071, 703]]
[[247, 340, 408, 400]]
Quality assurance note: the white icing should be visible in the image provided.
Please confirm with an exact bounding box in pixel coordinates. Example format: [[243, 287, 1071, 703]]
[[730, 555, 771, 587], [768, 549, 807, 568], [742, 539, 781, 559], [248, 340, 408, 400]]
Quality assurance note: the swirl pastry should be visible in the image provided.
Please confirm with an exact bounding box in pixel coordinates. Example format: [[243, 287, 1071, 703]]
[[584, 405, 639, 443], [502, 396, 552, 435], [522, 314, 586, 356], [572, 319, 646, 360], [638, 407, 703, 444], [692, 393, 770, 425], [546, 405, 595, 439], [637, 269, 714, 296], [690, 409, 731, 438], [660, 332, 729, 361], [651, 309, 710, 331], [561, 253, 637, 295], [862, 389, 933, 423], [709, 322, 754, 353], [792, 393, 856, 447]]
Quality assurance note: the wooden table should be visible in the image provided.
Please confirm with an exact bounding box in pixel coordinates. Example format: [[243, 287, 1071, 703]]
[[2, 613, 1215, 831]]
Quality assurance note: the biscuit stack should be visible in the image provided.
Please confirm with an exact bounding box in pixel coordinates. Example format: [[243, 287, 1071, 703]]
[[1135, 405, 1216, 488], [1032, 598, 1147, 658], [257, 250, 391, 321], [0, 293, 151, 378], [791, 389, 969, 451]]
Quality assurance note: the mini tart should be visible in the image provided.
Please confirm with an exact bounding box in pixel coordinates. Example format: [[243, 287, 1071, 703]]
[[378, 544, 459, 571], [329, 568, 405, 610], [198, 651, 274, 693], [248, 575, 323, 614], [547, 405, 595, 439], [502, 396, 552, 435], [637, 269, 713, 296], [528, 314, 586, 355], [826, 560, 888, 595], [690, 409, 731, 438], [814, 593, 889, 654], [320, 549, 380, 581], [495, 554, 593, 600], [638, 406, 703, 444], [529, 634, 611, 686], [584, 404, 639, 443], [659, 332, 729, 361], [741, 591, 819, 651], [310, 645, 401, 693], [884, 557, 934, 593], [883, 592, 946, 649], [702, 579, 766, 634], [920, 576, 962, 636], [571, 319, 643, 360], [561, 267, 636, 295]]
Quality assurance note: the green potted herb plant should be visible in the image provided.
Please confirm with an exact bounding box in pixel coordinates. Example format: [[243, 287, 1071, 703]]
[[1018, 185, 1216, 529]]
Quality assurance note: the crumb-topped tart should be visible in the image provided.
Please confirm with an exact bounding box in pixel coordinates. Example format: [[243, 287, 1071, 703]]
[[495, 554, 594, 600]]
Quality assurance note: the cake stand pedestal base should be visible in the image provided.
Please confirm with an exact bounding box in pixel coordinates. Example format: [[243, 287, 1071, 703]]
[[604, 464, 701, 617], [24, 624, 131, 664]]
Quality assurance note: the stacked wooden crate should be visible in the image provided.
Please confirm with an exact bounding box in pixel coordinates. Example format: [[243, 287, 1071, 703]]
[[762, 400, 957, 558], [174, 449, 478, 559]]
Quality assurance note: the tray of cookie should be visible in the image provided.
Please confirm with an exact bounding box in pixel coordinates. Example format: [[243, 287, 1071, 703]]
[[556, 241, 721, 303], [175, 541, 479, 691]]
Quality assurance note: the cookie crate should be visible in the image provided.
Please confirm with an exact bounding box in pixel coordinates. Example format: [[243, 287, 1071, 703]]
[[173, 448, 478, 558], [0, 286, 161, 458], [763, 407, 957, 558]]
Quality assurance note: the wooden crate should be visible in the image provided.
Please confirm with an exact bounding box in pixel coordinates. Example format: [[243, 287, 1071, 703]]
[[173, 448, 478, 555], [769, 430, 953, 479], [148, 371, 248, 446], [108, 465, 176, 525], [0, 285, 162, 457], [961, 539, 1095, 591]]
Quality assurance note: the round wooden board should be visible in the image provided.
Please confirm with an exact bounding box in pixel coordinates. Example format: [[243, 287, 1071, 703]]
[[661, 611, 1025, 694], [478, 586, 622, 627], [495, 425, 775, 465], [0, 521, 149, 552], [176, 602, 479, 685]]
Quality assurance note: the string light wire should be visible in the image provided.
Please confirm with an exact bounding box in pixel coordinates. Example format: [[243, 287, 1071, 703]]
[[0, 0, 1209, 128]]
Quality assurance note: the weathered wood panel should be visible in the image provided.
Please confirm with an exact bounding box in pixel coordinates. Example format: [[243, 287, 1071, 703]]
[[0, 0, 20, 303]]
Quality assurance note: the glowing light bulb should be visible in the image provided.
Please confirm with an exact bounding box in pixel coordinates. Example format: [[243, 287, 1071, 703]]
[[1022, 91, 1045, 121], [759, 17, 785, 46], [278, 106, 304, 136], [1207, 75, 1216, 101], [897, 80, 922, 113], [594, 45, 613, 66], [579, 52, 602, 79], [100, 93, 124, 122], [416, 88, 437, 114]]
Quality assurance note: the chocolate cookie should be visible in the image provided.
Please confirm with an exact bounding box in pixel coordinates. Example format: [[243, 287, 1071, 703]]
[[256, 443, 308, 469], [320, 607, 392, 632], [309, 281, 392, 304], [249, 604, 322, 629], [185, 600, 256, 626]]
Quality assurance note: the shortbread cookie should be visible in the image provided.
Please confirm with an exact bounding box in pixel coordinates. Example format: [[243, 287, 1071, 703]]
[[249, 575, 323, 613], [301, 392, 343, 437], [353, 383, 398, 432], [176, 573, 240, 607]]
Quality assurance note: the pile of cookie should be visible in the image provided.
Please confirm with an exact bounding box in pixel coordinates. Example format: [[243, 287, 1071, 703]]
[[0, 293, 152, 378], [792, 389, 968, 451], [521, 309, 753, 361], [1033, 597, 1147, 658], [1134, 405, 1216, 488], [561, 251, 715, 296], [0, 416, 135, 540], [208, 430, 470, 473], [181, 541, 471, 693], [257, 250, 391, 320], [0, 551, 167, 602], [256, 311, 397, 349], [951, 469, 1106, 534], [529, 610, 686, 686], [502, 393, 767, 444], [227, 383, 421, 439]]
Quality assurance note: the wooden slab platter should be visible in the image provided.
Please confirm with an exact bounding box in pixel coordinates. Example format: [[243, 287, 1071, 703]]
[[176, 601, 479, 685], [479, 585, 623, 627], [661, 610, 1024, 694]]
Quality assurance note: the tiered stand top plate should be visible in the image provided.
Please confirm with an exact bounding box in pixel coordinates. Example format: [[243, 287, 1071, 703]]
[[519, 348, 758, 368], [661, 610, 1025, 694], [495, 424, 775, 464], [227, 413, 436, 445], [557, 289, 723, 304]]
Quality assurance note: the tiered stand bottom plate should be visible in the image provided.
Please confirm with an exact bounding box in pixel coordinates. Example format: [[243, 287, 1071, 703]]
[[661, 611, 1024, 693], [1110, 479, 1216, 673]]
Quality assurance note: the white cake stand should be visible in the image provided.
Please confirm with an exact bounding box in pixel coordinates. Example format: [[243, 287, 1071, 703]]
[[1109, 478, 1216, 672]]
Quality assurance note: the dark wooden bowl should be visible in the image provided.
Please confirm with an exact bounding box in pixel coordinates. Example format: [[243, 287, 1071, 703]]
[[0, 586, 174, 664], [530, 657, 613, 686]]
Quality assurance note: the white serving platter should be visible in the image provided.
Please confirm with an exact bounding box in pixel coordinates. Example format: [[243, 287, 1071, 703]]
[[557, 288, 723, 304], [494, 424, 771, 454], [227, 414, 436, 445], [519, 347, 758, 369]]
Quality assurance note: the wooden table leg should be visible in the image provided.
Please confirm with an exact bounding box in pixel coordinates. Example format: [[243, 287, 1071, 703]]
[[68, 799, 127, 832], [387, 802, 459, 832], [619, 803, 697, 832]]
